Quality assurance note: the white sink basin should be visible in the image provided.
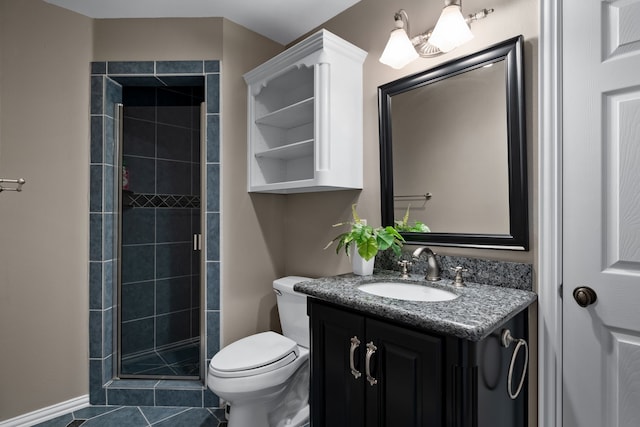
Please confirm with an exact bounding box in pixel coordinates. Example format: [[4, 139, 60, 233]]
[[357, 282, 459, 302]]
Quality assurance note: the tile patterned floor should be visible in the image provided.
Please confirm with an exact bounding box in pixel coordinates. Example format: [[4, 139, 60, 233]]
[[121, 343, 200, 377], [33, 406, 227, 427]]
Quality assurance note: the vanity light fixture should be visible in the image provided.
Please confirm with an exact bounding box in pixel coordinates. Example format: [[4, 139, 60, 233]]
[[379, 10, 419, 70], [379, 1, 494, 69]]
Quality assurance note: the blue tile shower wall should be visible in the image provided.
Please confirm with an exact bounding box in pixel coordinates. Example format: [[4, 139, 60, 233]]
[[89, 60, 220, 407], [120, 86, 202, 361], [89, 74, 120, 404]]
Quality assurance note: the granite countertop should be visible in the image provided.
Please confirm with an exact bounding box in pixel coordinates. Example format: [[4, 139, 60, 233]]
[[294, 270, 537, 341]]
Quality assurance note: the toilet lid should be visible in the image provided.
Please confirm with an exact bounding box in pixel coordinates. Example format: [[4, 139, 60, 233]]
[[210, 331, 299, 378]]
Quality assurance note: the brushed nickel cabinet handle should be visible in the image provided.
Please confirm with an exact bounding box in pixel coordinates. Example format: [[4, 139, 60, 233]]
[[366, 341, 378, 386], [349, 336, 362, 379]]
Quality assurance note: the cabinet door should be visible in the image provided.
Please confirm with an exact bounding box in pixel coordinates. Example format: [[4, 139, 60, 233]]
[[309, 301, 366, 427], [365, 318, 444, 427]]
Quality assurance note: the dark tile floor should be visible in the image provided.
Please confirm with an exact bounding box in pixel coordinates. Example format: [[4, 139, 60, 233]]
[[33, 406, 227, 427], [121, 343, 200, 377]]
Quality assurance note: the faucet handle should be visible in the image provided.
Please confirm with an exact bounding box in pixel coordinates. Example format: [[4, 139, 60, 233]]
[[450, 266, 469, 287], [398, 260, 412, 279]]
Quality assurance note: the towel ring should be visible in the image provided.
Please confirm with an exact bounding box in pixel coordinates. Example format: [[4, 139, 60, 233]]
[[501, 328, 529, 400]]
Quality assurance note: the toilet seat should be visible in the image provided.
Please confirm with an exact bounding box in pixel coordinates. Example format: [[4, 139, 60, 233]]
[[210, 331, 300, 378]]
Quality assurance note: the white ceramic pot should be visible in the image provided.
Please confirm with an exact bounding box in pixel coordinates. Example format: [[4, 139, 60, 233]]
[[352, 247, 375, 276]]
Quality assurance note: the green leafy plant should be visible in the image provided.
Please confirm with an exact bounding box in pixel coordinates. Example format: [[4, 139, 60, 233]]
[[325, 204, 405, 261], [394, 206, 431, 233]]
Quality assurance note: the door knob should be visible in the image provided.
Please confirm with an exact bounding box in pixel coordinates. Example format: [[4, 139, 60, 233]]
[[573, 286, 597, 307]]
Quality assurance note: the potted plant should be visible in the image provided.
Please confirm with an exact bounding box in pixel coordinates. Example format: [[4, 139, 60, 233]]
[[393, 206, 431, 232], [325, 204, 404, 275]]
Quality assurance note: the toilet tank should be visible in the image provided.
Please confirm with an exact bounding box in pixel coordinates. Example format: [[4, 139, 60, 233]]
[[274, 276, 311, 348]]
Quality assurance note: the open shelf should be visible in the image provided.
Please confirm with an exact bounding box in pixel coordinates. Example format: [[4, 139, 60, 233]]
[[255, 139, 314, 160], [255, 97, 314, 129], [244, 29, 367, 193]]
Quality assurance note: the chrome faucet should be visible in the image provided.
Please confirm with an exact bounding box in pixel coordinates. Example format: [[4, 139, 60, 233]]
[[412, 247, 441, 281]]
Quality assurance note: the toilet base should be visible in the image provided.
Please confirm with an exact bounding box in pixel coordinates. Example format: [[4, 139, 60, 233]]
[[223, 362, 309, 427], [227, 402, 309, 427], [226, 400, 269, 427], [277, 404, 309, 427]]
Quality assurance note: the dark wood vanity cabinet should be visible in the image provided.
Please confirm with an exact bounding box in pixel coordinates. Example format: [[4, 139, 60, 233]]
[[308, 299, 527, 427], [309, 299, 442, 427]]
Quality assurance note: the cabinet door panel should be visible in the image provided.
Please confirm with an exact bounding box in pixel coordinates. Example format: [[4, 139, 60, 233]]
[[310, 301, 366, 427], [366, 318, 444, 427]]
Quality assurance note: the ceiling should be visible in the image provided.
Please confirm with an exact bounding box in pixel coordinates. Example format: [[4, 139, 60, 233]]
[[44, 0, 361, 45]]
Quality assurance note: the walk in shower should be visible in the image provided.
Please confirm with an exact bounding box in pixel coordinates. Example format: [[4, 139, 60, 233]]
[[90, 61, 220, 405], [117, 84, 204, 379]]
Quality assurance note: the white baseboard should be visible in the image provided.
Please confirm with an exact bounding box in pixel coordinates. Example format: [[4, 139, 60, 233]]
[[0, 395, 90, 427]]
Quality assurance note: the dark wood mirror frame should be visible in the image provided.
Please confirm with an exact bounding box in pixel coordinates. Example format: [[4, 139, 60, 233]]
[[378, 35, 528, 250]]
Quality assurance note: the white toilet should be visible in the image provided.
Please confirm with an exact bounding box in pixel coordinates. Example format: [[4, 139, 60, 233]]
[[207, 276, 311, 427]]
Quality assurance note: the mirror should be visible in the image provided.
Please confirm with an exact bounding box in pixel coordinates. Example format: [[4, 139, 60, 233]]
[[379, 36, 528, 250]]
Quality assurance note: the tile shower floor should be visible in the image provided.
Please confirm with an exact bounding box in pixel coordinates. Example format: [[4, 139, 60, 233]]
[[121, 343, 200, 377], [33, 406, 227, 427]]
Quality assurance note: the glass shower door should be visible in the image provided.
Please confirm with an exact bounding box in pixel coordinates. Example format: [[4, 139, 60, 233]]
[[116, 85, 204, 379]]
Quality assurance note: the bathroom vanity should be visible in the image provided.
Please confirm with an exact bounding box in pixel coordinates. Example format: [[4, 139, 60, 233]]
[[295, 272, 536, 427]]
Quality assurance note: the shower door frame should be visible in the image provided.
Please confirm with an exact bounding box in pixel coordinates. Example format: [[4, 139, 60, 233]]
[[115, 93, 204, 381]]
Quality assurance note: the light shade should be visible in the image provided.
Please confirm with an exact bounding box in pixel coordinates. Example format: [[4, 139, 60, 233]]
[[428, 5, 474, 53], [379, 28, 419, 69]]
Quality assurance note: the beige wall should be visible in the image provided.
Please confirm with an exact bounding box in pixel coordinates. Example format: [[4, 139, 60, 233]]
[[93, 17, 224, 60], [0, 5, 283, 421], [284, 1, 539, 425], [0, 0, 538, 422], [285, 0, 538, 276], [219, 19, 285, 345], [0, 0, 93, 420]]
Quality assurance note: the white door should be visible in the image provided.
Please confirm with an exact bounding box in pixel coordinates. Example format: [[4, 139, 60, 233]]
[[563, 0, 640, 426]]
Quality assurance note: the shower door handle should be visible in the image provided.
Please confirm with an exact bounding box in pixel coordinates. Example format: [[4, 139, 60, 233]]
[[193, 234, 202, 251]]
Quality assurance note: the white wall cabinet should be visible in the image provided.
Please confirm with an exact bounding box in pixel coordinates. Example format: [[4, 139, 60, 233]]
[[244, 29, 367, 193]]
